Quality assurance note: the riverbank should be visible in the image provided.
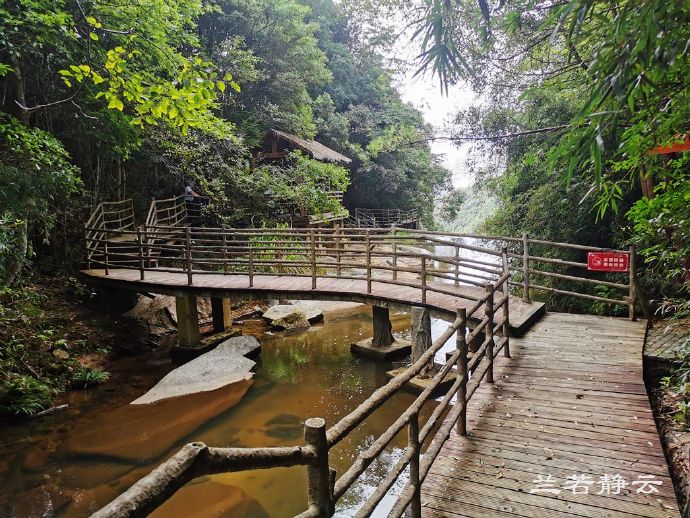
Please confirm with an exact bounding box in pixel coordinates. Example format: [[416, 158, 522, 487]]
[[0, 275, 269, 420], [0, 294, 421, 516]]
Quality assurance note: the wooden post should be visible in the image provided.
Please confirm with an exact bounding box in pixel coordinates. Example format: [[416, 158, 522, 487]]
[[421, 256, 427, 304], [391, 224, 398, 281], [248, 238, 254, 288], [371, 306, 395, 347], [335, 224, 341, 277], [185, 227, 193, 285], [456, 308, 468, 436], [628, 245, 637, 321], [311, 229, 317, 290], [104, 240, 109, 275], [485, 283, 495, 383], [304, 417, 333, 516], [175, 296, 200, 346], [501, 246, 511, 358], [411, 307, 433, 378], [222, 225, 227, 269], [408, 411, 422, 518], [454, 244, 460, 287], [366, 230, 372, 294], [211, 297, 232, 332], [522, 232, 530, 302], [137, 227, 145, 280]]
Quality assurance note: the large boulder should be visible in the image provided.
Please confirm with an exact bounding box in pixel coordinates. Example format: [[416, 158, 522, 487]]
[[263, 303, 323, 329], [123, 294, 212, 337], [132, 336, 261, 404]]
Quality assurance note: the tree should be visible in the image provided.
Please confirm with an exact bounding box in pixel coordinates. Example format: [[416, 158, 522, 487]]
[[0, 114, 80, 284], [397, 0, 690, 300]]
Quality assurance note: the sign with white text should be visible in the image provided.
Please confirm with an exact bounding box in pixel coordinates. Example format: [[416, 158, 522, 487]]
[[587, 252, 629, 272]]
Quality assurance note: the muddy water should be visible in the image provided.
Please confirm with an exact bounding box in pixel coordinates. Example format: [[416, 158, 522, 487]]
[[0, 303, 459, 518]]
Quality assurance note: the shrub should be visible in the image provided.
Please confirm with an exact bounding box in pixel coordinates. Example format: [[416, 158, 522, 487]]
[[70, 366, 110, 389], [0, 375, 52, 417]]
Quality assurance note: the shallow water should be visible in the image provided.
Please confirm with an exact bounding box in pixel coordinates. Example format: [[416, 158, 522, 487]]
[[0, 303, 459, 518]]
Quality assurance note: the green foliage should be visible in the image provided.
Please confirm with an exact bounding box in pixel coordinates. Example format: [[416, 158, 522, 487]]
[[0, 114, 81, 225], [661, 336, 690, 425], [627, 155, 690, 297], [70, 366, 110, 389], [439, 185, 497, 232], [0, 114, 81, 283], [0, 375, 52, 417], [1, 0, 451, 288]]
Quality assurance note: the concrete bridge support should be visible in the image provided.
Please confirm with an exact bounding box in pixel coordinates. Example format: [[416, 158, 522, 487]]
[[411, 307, 434, 378], [211, 297, 232, 332], [350, 305, 411, 361], [387, 306, 456, 394], [372, 306, 394, 347], [175, 295, 200, 346]]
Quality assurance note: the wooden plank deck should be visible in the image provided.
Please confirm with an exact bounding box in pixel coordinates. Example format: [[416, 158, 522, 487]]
[[80, 268, 545, 334], [644, 319, 690, 363], [422, 313, 679, 518]]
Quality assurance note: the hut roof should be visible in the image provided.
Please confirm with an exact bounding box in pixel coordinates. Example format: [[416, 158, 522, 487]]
[[270, 129, 352, 164]]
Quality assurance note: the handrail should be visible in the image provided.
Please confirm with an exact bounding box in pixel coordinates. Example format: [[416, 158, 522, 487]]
[[91, 242, 511, 518], [85, 225, 639, 517], [353, 208, 420, 228], [84, 225, 635, 317]]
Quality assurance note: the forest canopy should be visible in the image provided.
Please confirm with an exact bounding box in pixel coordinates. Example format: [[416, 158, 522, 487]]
[[395, 0, 690, 311], [0, 0, 450, 283]]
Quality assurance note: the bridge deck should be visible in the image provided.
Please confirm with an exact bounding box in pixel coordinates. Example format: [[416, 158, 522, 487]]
[[423, 312, 678, 518], [81, 269, 544, 334]]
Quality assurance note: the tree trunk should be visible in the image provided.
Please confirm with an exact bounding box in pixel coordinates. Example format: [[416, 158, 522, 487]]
[[8, 54, 29, 124], [639, 165, 655, 199], [3, 220, 28, 286]]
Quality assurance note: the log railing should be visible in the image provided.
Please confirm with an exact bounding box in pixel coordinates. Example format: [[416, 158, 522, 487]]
[[84, 226, 508, 316], [84, 226, 638, 318], [84, 199, 135, 265], [85, 225, 639, 516], [90, 243, 511, 517], [352, 208, 420, 228]]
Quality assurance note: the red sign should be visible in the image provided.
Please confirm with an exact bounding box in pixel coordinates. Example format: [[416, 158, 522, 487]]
[[587, 252, 629, 272]]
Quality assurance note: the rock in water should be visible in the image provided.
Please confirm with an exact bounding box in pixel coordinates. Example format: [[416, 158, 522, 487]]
[[263, 303, 324, 329], [271, 311, 310, 330], [131, 336, 261, 404]]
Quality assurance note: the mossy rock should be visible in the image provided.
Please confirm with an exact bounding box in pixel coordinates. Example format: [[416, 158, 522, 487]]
[[271, 311, 310, 330]]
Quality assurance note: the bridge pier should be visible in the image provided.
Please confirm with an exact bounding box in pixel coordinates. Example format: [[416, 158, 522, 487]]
[[211, 297, 232, 332], [175, 296, 200, 346], [387, 307, 457, 395], [350, 306, 411, 361], [410, 307, 434, 378]]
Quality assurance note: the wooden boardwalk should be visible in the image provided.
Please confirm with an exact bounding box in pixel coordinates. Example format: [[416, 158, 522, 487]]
[[423, 313, 679, 518], [80, 268, 544, 334]]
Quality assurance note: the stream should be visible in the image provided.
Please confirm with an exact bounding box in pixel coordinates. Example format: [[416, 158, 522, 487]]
[[0, 303, 463, 518], [0, 236, 496, 517]]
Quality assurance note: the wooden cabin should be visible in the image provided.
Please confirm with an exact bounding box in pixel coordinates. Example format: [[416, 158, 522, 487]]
[[255, 129, 352, 228]]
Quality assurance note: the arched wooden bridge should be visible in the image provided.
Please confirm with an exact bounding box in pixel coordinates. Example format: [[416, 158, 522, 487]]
[[81, 223, 678, 517]]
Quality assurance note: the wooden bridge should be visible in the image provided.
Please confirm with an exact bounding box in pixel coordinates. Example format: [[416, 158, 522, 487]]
[[80, 223, 677, 517]]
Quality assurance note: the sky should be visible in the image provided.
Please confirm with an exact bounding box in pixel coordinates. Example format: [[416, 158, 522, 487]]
[[386, 22, 477, 190], [397, 74, 476, 189]]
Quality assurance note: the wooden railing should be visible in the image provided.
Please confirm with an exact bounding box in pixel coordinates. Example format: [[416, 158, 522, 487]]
[[352, 208, 420, 228], [84, 199, 135, 265], [90, 245, 510, 517], [85, 225, 641, 516], [84, 226, 510, 313], [84, 226, 638, 318]]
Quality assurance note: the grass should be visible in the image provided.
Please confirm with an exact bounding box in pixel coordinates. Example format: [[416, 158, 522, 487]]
[[70, 366, 110, 389]]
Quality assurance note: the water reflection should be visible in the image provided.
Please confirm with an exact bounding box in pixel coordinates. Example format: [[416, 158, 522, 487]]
[[0, 304, 457, 517]]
